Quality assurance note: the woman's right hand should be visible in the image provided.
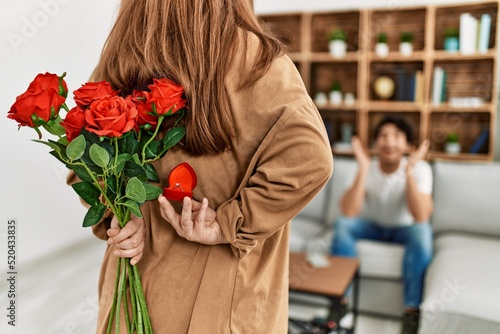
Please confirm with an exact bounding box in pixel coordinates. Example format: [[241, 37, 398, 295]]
[[107, 214, 146, 265]]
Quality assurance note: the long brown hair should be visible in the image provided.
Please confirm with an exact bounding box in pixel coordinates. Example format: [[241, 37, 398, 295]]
[[92, 0, 284, 155]]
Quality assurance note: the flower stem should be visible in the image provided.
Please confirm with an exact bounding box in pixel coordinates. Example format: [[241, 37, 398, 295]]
[[141, 115, 165, 165], [127, 261, 137, 332], [115, 257, 127, 334], [106, 255, 122, 334]]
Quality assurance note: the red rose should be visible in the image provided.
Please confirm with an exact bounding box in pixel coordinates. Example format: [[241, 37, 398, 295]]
[[148, 78, 186, 115], [60, 106, 85, 142], [28, 72, 68, 96], [130, 90, 158, 130], [84, 96, 138, 138], [7, 73, 67, 127], [74, 81, 118, 108]]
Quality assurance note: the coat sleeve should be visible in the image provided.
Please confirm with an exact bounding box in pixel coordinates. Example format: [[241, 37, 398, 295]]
[[66, 171, 112, 241], [216, 102, 333, 259]]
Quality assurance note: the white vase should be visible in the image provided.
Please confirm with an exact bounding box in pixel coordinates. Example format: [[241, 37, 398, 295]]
[[344, 92, 355, 105], [375, 43, 389, 57], [328, 40, 347, 58], [445, 142, 461, 155], [314, 92, 328, 107], [329, 91, 343, 105], [399, 42, 413, 56]]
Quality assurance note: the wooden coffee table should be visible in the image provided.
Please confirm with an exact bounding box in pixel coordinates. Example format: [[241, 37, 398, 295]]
[[289, 252, 360, 333]]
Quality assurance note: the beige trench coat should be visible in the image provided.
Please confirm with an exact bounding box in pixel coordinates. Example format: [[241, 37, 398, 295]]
[[69, 33, 333, 334]]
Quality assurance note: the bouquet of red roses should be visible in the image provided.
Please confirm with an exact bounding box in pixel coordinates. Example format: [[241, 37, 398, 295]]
[[8, 72, 187, 334]]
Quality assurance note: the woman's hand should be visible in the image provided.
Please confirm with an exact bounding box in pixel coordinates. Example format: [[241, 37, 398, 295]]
[[107, 214, 146, 265], [158, 195, 227, 245]]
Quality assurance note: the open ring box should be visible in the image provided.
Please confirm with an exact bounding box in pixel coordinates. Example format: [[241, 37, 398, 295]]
[[163, 162, 197, 202]]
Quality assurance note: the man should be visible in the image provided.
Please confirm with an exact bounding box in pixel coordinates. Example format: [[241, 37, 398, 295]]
[[331, 116, 433, 334]]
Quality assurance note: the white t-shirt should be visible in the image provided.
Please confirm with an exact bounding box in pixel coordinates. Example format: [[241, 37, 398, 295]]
[[346, 157, 433, 227]]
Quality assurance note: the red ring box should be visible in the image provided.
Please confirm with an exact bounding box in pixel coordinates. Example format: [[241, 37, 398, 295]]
[[163, 162, 197, 202]]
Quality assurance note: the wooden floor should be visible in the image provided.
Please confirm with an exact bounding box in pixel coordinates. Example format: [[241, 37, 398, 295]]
[[1, 237, 401, 334]]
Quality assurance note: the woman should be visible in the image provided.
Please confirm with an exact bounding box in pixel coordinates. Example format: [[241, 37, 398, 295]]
[[70, 0, 333, 332]]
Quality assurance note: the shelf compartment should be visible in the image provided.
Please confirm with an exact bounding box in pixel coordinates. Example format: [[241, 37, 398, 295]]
[[369, 61, 424, 102], [369, 8, 427, 52], [429, 112, 491, 155], [368, 101, 422, 112], [368, 51, 425, 62], [310, 62, 358, 99], [367, 111, 421, 147], [434, 2, 498, 52], [320, 110, 359, 149], [433, 59, 494, 104], [433, 49, 497, 60], [259, 14, 303, 53], [311, 11, 361, 53]]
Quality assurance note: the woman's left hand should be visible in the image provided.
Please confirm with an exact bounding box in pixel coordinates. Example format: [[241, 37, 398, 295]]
[[158, 195, 228, 245]]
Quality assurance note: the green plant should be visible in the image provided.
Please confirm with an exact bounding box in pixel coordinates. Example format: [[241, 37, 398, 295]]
[[400, 31, 413, 43], [330, 80, 342, 92], [377, 32, 388, 44], [446, 131, 459, 143], [444, 27, 459, 39], [329, 28, 347, 42]]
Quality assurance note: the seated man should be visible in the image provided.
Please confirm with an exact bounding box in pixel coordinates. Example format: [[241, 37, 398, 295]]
[[330, 116, 433, 334]]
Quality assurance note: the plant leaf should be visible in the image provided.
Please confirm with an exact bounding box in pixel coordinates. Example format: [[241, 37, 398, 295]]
[[125, 177, 146, 203], [72, 181, 101, 207], [160, 126, 185, 156], [124, 161, 146, 178], [121, 200, 143, 218], [106, 175, 117, 195], [68, 165, 94, 182], [118, 132, 139, 155], [82, 203, 107, 227], [115, 153, 132, 173], [66, 134, 86, 161], [144, 163, 159, 182], [32, 139, 61, 153], [90, 144, 110, 168], [144, 183, 163, 201]]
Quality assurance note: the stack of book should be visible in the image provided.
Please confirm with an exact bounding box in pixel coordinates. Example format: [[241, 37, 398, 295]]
[[460, 13, 492, 54], [394, 68, 424, 103]]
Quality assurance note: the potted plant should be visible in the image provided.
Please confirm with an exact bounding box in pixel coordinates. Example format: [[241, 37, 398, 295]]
[[399, 31, 413, 56], [375, 32, 389, 57], [444, 27, 459, 52], [328, 28, 347, 58], [445, 131, 461, 154], [329, 81, 343, 105]]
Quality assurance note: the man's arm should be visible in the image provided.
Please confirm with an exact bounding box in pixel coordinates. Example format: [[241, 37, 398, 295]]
[[405, 140, 433, 222], [340, 137, 369, 217]]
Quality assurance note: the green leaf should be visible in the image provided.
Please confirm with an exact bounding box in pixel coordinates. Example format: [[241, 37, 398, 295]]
[[118, 132, 139, 155], [121, 200, 143, 218], [90, 144, 110, 168], [66, 135, 86, 161], [82, 129, 115, 156], [115, 153, 132, 173], [163, 127, 186, 150], [144, 183, 163, 201], [106, 175, 117, 195], [68, 165, 94, 182], [124, 161, 146, 178], [82, 203, 107, 227], [72, 181, 101, 207], [132, 153, 141, 165], [144, 140, 161, 160], [144, 163, 159, 182], [32, 139, 61, 154], [125, 177, 146, 203]]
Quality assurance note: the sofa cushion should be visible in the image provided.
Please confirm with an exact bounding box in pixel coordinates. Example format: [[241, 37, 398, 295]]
[[324, 157, 359, 225], [420, 233, 500, 334], [431, 161, 500, 237], [357, 240, 404, 279]]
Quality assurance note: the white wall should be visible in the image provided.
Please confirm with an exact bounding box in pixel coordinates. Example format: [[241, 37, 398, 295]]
[[0, 0, 121, 267]]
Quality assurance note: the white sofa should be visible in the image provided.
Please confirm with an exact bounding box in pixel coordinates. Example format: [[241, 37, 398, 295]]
[[289, 157, 500, 334]]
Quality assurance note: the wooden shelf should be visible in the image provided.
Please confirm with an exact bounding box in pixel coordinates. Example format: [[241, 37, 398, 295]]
[[433, 49, 497, 60], [368, 101, 422, 112], [368, 51, 426, 62], [259, 1, 499, 161]]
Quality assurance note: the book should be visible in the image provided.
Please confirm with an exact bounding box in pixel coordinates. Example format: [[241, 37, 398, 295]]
[[432, 66, 445, 106], [469, 129, 490, 154], [441, 71, 447, 103], [415, 71, 424, 103], [460, 13, 477, 55], [478, 14, 492, 53], [396, 67, 405, 101]]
